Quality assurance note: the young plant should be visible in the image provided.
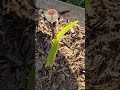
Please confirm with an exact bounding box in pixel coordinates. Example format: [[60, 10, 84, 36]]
[[45, 20, 78, 68]]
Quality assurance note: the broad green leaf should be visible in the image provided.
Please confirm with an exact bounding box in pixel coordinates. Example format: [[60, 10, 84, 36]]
[[55, 20, 78, 41], [45, 39, 59, 67]]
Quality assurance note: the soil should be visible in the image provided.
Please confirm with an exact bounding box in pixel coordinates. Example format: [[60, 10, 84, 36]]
[[1, 0, 119, 90], [86, 0, 120, 89], [0, 0, 85, 90], [0, 0, 36, 89], [35, 10, 85, 90]]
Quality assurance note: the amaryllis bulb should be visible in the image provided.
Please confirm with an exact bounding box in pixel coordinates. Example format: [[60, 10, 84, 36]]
[[45, 9, 58, 23]]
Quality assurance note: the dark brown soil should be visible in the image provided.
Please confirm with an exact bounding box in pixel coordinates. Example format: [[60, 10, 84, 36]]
[[35, 10, 85, 90], [0, 0, 36, 89], [86, 0, 120, 89], [0, 0, 85, 90]]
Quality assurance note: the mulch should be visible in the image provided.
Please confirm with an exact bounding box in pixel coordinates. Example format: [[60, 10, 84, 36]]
[[0, 0, 36, 89], [0, 0, 85, 90], [35, 9, 85, 90], [86, 0, 120, 89]]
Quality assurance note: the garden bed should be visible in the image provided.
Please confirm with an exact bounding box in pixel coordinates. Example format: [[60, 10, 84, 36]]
[[0, 0, 85, 89], [35, 9, 85, 90]]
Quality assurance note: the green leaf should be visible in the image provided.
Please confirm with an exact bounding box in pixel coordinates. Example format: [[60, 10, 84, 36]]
[[45, 21, 78, 68], [55, 20, 78, 41], [45, 39, 59, 67]]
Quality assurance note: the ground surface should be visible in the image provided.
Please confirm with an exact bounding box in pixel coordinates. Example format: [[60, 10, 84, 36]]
[[1, 0, 119, 90], [86, 0, 120, 89], [35, 9, 85, 90], [0, 0, 36, 89]]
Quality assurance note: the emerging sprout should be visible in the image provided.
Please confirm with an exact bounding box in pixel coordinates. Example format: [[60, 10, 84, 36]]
[[45, 21, 78, 68], [45, 9, 59, 23]]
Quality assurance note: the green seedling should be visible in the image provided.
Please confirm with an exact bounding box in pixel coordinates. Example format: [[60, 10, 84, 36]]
[[45, 20, 78, 68]]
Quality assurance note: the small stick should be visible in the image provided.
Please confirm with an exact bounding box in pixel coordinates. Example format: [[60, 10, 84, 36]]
[[50, 23, 55, 39]]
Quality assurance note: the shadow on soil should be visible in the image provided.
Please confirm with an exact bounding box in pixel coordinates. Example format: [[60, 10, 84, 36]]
[[0, 5, 36, 90], [85, 0, 120, 89]]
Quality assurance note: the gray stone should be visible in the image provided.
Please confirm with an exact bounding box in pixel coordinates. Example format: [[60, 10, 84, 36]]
[[35, 0, 85, 27]]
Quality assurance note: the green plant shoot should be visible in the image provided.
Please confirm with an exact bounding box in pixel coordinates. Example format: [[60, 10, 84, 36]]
[[55, 20, 78, 41], [45, 20, 78, 68]]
